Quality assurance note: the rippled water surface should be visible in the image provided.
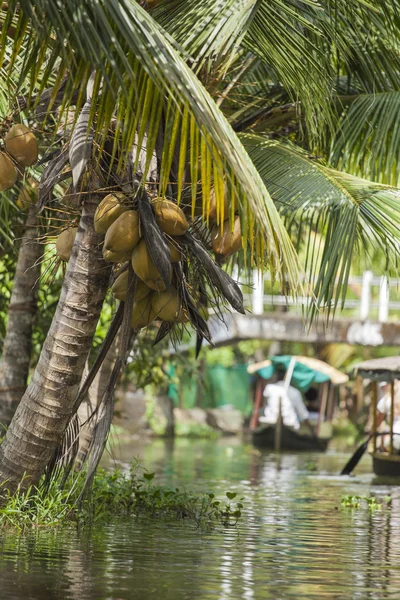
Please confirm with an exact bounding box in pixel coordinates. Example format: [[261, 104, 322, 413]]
[[1, 437, 400, 600]]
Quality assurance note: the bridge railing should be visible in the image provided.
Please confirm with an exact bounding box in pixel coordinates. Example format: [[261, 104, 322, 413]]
[[242, 270, 400, 322]]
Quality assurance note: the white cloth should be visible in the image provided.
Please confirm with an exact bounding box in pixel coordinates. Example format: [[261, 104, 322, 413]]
[[377, 394, 400, 450], [260, 382, 309, 430]]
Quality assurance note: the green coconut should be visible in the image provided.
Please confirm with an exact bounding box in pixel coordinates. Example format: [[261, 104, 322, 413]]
[[0, 152, 17, 191], [131, 239, 171, 292], [103, 210, 141, 260], [152, 287, 184, 322], [5, 124, 38, 167], [153, 198, 189, 236], [111, 270, 152, 303], [131, 297, 157, 329], [56, 227, 78, 261], [103, 248, 132, 264], [94, 193, 129, 234]]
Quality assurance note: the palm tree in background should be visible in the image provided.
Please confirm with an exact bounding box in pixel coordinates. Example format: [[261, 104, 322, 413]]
[[0, 0, 399, 496]]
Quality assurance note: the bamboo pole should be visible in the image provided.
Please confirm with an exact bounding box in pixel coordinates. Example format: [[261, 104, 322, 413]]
[[390, 381, 395, 455], [275, 395, 282, 452], [372, 381, 378, 453], [251, 378, 264, 430], [317, 382, 329, 436], [326, 385, 335, 422]]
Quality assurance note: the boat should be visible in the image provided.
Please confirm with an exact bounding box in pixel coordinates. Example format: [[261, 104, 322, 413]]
[[252, 423, 329, 451], [248, 355, 349, 451], [353, 356, 400, 477]]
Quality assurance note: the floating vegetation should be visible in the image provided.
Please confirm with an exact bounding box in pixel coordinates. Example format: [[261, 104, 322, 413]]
[[340, 495, 392, 511]]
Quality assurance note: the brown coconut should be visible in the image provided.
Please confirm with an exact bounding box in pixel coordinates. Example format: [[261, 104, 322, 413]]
[[56, 227, 78, 261], [16, 177, 38, 210], [103, 211, 141, 260], [131, 297, 157, 329], [131, 239, 171, 292], [111, 270, 152, 303], [152, 287, 183, 322], [211, 216, 242, 257], [0, 151, 17, 191], [152, 198, 189, 236], [5, 124, 38, 166], [94, 192, 129, 233]]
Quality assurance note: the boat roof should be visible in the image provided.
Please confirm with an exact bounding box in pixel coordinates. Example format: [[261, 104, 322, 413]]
[[353, 356, 400, 381], [247, 355, 349, 386]]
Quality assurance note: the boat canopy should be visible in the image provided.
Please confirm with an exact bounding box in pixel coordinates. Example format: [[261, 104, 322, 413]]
[[353, 356, 400, 382], [247, 355, 349, 391]]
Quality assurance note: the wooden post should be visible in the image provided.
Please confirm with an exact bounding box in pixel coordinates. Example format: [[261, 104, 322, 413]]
[[372, 381, 378, 452], [390, 381, 395, 455], [326, 383, 335, 422], [251, 378, 264, 430], [317, 382, 329, 436], [275, 394, 282, 452], [355, 376, 364, 414]]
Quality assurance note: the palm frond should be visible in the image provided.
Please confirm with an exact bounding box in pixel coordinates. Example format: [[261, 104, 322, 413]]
[[330, 91, 400, 186], [242, 134, 400, 318], [236, 0, 335, 136], [0, 1, 302, 288], [152, 0, 257, 72]]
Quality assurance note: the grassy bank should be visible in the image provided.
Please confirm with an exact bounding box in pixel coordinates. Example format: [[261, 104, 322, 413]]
[[0, 463, 243, 531]]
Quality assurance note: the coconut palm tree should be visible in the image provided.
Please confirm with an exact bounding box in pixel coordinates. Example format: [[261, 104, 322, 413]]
[[0, 0, 399, 495], [0, 196, 42, 427]]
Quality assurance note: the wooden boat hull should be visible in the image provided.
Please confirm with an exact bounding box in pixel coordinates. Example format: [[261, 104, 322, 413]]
[[251, 424, 330, 451], [372, 453, 400, 477]]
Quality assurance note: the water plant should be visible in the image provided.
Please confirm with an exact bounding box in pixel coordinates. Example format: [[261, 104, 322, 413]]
[[304, 461, 318, 472], [340, 495, 392, 511], [0, 463, 243, 531]]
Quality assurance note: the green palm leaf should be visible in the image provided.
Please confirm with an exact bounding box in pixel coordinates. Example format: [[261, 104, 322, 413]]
[[242, 134, 400, 318], [156, 0, 337, 135], [331, 91, 400, 186], [1, 0, 302, 288]]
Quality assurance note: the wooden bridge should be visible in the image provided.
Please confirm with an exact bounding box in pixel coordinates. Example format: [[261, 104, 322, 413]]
[[206, 270, 400, 348], [208, 312, 400, 347]]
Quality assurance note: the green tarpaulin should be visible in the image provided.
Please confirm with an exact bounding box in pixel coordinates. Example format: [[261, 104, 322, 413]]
[[168, 364, 252, 415]]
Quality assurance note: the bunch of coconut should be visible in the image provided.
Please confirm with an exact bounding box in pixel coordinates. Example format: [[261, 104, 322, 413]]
[[97, 193, 190, 330], [0, 124, 38, 192]]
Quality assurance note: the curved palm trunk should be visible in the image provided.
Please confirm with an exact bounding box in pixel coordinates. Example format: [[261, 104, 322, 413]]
[[0, 197, 112, 495], [0, 205, 43, 427], [75, 335, 121, 470]]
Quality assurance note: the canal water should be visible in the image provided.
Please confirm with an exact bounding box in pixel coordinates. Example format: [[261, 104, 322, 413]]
[[1, 436, 400, 600]]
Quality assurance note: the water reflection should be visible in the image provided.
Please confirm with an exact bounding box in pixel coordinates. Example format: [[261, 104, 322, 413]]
[[1, 438, 400, 599]]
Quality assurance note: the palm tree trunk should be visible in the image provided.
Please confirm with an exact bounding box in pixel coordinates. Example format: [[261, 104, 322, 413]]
[[75, 334, 121, 470], [0, 197, 112, 495], [0, 205, 43, 427]]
